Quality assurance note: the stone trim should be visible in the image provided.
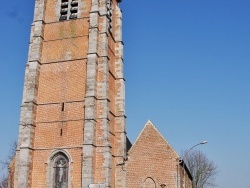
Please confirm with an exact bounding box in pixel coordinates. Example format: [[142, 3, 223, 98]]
[[82, 0, 100, 186], [15, 0, 46, 187], [46, 150, 73, 188], [113, 4, 126, 188]]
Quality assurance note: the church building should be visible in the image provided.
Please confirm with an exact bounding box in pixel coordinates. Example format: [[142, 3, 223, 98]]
[[12, 0, 192, 187], [125, 121, 192, 188]]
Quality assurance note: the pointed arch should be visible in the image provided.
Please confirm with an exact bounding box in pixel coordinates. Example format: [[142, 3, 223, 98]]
[[143, 177, 156, 188], [46, 150, 72, 188]]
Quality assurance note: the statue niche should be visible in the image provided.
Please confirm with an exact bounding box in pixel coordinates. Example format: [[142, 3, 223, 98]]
[[53, 154, 69, 188]]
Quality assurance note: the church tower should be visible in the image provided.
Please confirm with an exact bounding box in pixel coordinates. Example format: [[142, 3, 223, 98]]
[[14, 0, 126, 187]]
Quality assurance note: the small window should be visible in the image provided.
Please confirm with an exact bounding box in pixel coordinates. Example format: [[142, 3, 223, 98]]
[[60, 0, 78, 21], [143, 177, 156, 188]]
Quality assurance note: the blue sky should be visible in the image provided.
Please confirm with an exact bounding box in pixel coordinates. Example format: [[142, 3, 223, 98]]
[[0, 0, 250, 187]]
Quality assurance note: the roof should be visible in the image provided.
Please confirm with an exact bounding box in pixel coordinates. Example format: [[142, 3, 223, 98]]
[[179, 160, 193, 181]]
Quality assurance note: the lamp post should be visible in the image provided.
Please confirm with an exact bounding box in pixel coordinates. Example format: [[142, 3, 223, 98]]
[[180, 141, 207, 188], [182, 141, 207, 162]]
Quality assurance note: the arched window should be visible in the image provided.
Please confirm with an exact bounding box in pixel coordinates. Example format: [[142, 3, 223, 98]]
[[143, 177, 156, 188], [53, 153, 69, 188]]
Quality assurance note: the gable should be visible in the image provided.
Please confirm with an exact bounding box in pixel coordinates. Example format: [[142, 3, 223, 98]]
[[125, 121, 180, 188], [128, 120, 179, 158]]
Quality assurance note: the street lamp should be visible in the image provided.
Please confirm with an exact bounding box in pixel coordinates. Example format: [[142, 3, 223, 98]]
[[180, 141, 208, 188], [182, 141, 208, 162]]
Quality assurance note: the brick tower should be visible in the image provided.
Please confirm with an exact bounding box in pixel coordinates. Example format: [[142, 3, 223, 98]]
[[14, 0, 126, 187]]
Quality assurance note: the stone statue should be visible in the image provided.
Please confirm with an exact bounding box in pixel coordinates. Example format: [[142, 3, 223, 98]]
[[55, 157, 68, 188], [57, 159, 66, 182]]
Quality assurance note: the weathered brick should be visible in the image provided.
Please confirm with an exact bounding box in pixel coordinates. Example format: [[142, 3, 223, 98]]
[[15, 0, 126, 188], [125, 121, 192, 188]]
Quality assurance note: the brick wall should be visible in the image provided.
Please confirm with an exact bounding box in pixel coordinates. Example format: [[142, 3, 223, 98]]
[[29, 0, 90, 187], [125, 121, 192, 188], [15, 0, 126, 187]]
